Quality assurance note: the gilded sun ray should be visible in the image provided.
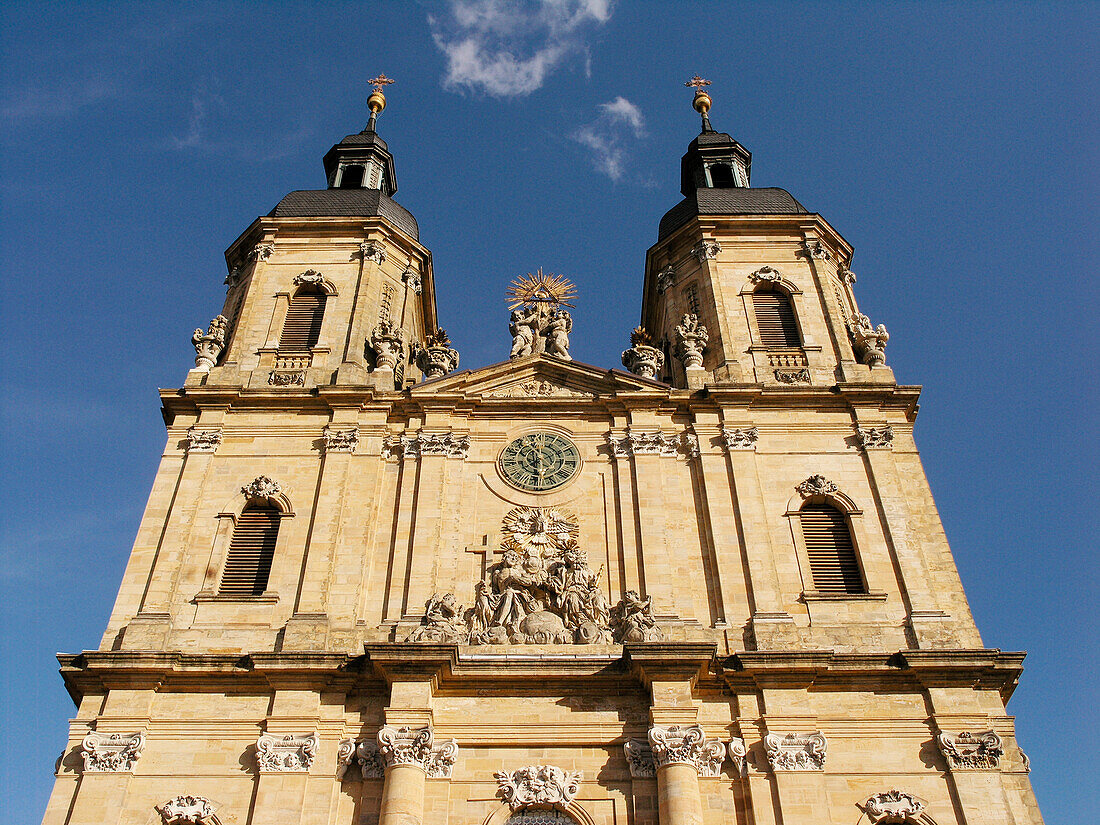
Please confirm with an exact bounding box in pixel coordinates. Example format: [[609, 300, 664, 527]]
[[505, 268, 578, 309]]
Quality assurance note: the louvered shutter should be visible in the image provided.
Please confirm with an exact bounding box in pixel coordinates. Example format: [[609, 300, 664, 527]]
[[752, 290, 801, 348], [219, 506, 280, 596], [800, 503, 864, 594], [278, 292, 326, 351]]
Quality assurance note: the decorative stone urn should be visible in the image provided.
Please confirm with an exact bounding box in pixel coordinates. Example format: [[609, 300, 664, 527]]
[[191, 315, 228, 372], [674, 313, 708, 369], [621, 327, 664, 379], [369, 316, 406, 372], [849, 312, 890, 366], [417, 328, 460, 379]]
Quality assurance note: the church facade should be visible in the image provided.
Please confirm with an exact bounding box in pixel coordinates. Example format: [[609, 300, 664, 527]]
[[43, 81, 1043, 825]]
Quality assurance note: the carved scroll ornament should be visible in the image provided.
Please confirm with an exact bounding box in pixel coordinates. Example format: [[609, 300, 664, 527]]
[[860, 789, 928, 823], [156, 795, 217, 825], [795, 474, 839, 498]]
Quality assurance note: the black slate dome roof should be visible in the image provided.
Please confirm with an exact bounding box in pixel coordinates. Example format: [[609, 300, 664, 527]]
[[657, 187, 807, 240], [268, 188, 419, 241]]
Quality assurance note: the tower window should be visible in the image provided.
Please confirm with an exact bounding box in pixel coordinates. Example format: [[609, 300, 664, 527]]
[[709, 163, 736, 187], [339, 165, 364, 188], [752, 287, 801, 348], [799, 502, 864, 594], [220, 504, 280, 596], [279, 288, 326, 351]]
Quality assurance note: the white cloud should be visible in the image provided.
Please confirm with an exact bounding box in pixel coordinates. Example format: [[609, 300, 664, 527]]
[[430, 0, 614, 97], [571, 95, 645, 181], [0, 78, 119, 121]]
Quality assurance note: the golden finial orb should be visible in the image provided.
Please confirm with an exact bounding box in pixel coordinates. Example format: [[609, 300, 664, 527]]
[[367, 73, 395, 114], [685, 75, 712, 114]]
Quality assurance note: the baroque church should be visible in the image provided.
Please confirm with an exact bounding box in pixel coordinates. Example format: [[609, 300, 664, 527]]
[[43, 77, 1043, 825]]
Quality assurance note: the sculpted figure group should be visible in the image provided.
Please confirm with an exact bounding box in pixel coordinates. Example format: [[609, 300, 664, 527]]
[[405, 506, 662, 646], [510, 304, 572, 360]]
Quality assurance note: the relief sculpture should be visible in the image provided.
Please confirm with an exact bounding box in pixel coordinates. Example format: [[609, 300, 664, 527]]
[[403, 506, 663, 646]]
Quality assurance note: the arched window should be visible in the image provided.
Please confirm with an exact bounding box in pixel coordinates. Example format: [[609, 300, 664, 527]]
[[799, 502, 864, 594], [219, 503, 280, 596], [339, 165, 364, 188], [752, 287, 801, 348], [279, 288, 326, 351], [709, 162, 736, 187]]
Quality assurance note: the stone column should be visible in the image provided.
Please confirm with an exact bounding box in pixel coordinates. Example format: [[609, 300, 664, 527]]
[[627, 644, 719, 825], [365, 646, 455, 825], [377, 726, 433, 825]]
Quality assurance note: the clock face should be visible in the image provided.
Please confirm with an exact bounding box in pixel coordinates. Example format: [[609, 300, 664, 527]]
[[499, 432, 581, 492]]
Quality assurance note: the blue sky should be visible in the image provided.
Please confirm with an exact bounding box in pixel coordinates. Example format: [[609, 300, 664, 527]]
[[1, 1, 1096, 821]]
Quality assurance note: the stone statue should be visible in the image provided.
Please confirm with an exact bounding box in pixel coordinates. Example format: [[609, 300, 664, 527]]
[[611, 589, 663, 642], [404, 593, 468, 643], [545, 308, 572, 360], [509, 306, 539, 359]]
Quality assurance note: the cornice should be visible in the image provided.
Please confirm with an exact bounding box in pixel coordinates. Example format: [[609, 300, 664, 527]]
[[719, 649, 1025, 701], [58, 647, 1025, 707]]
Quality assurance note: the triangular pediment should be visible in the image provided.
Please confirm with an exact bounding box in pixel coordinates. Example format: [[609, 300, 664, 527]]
[[409, 354, 670, 400]]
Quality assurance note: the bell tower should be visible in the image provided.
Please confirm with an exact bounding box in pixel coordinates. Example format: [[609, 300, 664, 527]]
[[640, 78, 894, 390], [192, 75, 442, 393]]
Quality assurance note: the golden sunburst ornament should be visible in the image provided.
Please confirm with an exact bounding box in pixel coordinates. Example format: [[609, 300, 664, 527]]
[[505, 268, 578, 309]]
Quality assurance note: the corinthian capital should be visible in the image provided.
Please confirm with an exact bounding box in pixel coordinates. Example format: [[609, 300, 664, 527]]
[[647, 724, 726, 776], [377, 726, 434, 771]]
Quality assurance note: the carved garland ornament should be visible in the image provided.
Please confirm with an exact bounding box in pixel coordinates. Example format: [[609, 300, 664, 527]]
[[403, 266, 423, 294], [186, 427, 222, 453], [763, 731, 827, 771], [322, 426, 359, 453], [156, 795, 217, 825], [860, 789, 928, 824], [721, 427, 758, 451], [382, 431, 470, 459], [648, 725, 726, 777], [256, 732, 316, 772], [655, 264, 676, 294], [607, 431, 695, 458], [81, 731, 145, 773], [495, 765, 582, 811], [691, 239, 722, 262], [856, 425, 894, 449], [359, 241, 386, 264], [936, 730, 1003, 770], [249, 242, 274, 261]]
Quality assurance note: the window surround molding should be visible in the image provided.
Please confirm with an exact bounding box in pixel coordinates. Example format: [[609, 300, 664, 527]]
[[784, 481, 886, 600], [194, 481, 295, 602]]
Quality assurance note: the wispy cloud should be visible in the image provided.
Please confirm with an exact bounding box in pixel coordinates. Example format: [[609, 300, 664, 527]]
[[0, 78, 120, 121], [571, 95, 645, 181], [165, 86, 311, 161], [429, 0, 613, 97]]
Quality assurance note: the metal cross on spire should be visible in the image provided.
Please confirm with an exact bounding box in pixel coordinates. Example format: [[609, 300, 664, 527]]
[[684, 75, 714, 132], [368, 73, 396, 92]]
